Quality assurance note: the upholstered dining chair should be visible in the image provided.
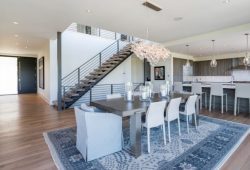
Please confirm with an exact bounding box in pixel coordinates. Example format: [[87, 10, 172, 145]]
[[234, 83, 250, 116], [179, 95, 198, 133], [74, 107, 122, 161], [106, 93, 122, 99], [142, 101, 167, 153], [165, 97, 182, 142]]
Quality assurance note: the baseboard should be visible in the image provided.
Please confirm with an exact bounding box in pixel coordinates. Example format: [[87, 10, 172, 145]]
[[38, 93, 50, 105]]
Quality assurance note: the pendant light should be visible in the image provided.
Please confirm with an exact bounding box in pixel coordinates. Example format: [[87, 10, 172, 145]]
[[210, 40, 217, 68], [184, 45, 191, 67], [243, 33, 249, 67]]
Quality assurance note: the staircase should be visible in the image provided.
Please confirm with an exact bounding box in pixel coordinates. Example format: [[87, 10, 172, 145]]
[[58, 39, 133, 109]]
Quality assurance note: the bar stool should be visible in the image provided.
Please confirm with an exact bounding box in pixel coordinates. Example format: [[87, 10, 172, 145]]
[[234, 83, 250, 116], [174, 82, 183, 92], [192, 83, 207, 109], [209, 83, 228, 114]]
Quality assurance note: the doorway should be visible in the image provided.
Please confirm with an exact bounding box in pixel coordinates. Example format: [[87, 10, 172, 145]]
[[0, 57, 18, 95], [0, 56, 37, 95]]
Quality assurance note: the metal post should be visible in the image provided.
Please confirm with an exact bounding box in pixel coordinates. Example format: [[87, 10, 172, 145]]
[[77, 68, 80, 85], [115, 32, 117, 40], [117, 40, 119, 53], [111, 84, 113, 94], [90, 88, 92, 102], [57, 32, 62, 111], [99, 53, 102, 67], [99, 28, 101, 37]]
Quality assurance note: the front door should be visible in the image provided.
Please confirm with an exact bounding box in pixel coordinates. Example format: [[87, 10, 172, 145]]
[[18, 57, 37, 94]]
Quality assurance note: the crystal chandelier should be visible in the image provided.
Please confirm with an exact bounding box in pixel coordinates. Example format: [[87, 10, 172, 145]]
[[131, 41, 171, 66], [210, 40, 217, 68], [243, 33, 250, 67], [184, 45, 191, 67]]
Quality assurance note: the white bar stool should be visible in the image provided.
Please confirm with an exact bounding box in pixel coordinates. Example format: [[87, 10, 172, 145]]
[[174, 82, 183, 93], [191, 83, 207, 109], [234, 83, 250, 116], [209, 83, 228, 114]]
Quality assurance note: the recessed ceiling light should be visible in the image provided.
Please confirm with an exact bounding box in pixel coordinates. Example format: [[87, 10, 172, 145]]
[[173, 17, 183, 21], [14, 34, 19, 38], [25, 46, 28, 49], [222, 0, 230, 4], [86, 9, 91, 13], [13, 21, 19, 25]]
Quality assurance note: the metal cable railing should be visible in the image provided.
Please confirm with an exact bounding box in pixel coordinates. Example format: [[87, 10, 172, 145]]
[[71, 83, 143, 107]]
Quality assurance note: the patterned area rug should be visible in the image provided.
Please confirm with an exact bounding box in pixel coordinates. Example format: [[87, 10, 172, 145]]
[[44, 116, 249, 170]]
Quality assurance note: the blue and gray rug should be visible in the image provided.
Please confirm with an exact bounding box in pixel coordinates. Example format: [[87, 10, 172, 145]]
[[44, 116, 249, 170]]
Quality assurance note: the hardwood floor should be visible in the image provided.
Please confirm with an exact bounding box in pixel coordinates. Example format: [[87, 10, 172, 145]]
[[0, 94, 249, 170]]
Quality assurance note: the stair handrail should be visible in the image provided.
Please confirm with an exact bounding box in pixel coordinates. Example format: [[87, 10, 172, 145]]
[[62, 39, 120, 81]]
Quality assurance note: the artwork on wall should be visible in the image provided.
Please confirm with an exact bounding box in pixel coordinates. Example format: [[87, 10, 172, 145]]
[[39, 57, 44, 89], [154, 66, 165, 80]]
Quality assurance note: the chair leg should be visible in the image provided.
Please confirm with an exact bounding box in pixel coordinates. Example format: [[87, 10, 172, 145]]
[[234, 97, 237, 116], [238, 99, 240, 114], [226, 94, 228, 112], [213, 96, 215, 110], [162, 124, 166, 145], [194, 113, 197, 130], [168, 121, 171, 142], [178, 117, 181, 136], [147, 128, 150, 153], [186, 115, 189, 134], [221, 96, 224, 114], [209, 94, 212, 112], [200, 94, 202, 110]]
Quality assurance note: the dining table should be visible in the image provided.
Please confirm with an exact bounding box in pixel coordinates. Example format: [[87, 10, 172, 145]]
[[90, 92, 200, 158]]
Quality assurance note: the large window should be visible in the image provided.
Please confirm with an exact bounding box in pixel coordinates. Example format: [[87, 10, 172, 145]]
[[0, 57, 18, 95]]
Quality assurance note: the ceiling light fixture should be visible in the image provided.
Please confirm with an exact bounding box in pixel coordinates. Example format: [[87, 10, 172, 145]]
[[210, 40, 217, 68], [184, 45, 191, 67], [131, 1, 171, 66], [243, 33, 249, 67], [222, 0, 230, 4], [14, 34, 19, 38], [174, 17, 183, 21], [86, 9, 91, 13], [13, 21, 19, 25]]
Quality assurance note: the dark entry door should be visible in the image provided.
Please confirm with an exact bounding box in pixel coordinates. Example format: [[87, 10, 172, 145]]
[[18, 57, 37, 94]]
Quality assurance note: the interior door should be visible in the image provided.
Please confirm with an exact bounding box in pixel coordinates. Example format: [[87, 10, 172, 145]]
[[18, 57, 37, 94]]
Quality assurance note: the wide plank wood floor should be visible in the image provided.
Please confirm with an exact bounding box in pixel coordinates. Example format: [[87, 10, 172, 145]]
[[0, 94, 249, 170]]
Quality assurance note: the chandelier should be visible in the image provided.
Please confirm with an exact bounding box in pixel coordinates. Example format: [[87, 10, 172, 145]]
[[210, 40, 217, 68], [184, 44, 191, 67], [243, 33, 250, 67], [131, 40, 171, 66]]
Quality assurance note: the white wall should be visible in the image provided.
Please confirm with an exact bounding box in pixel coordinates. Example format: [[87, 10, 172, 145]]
[[131, 54, 144, 83], [61, 31, 115, 77], [37, 41, 50, 104], [150, 56, 172, 92]]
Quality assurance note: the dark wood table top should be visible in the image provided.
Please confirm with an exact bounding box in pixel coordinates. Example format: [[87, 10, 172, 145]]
[[90, 92, 192, 117]]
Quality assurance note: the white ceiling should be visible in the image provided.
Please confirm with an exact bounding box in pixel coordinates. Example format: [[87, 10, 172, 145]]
[[0, 0, 250, 56]]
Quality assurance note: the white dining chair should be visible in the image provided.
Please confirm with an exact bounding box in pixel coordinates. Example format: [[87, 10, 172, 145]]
[[74, 106, 122, 161], [142, 101, 167, 153], [180, 95, 198, 133], [106, 93, 122, 99], [234, 83, 250, 116], [165, 97, 182, 142], [209, 83, 228, 114], [174, 82, 183, 93], [191, 83, 207, 109]]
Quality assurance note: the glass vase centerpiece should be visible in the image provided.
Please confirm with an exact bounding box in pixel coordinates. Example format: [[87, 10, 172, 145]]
[[139, 85, 150, 101], [145, 81, 153, 98], [160, 80, 171, 98], [124, 82, 134, 101]]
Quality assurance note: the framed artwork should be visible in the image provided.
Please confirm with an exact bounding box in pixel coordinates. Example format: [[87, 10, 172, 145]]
[[154, 66, 165, 80], [39, 57, 44, 89]]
